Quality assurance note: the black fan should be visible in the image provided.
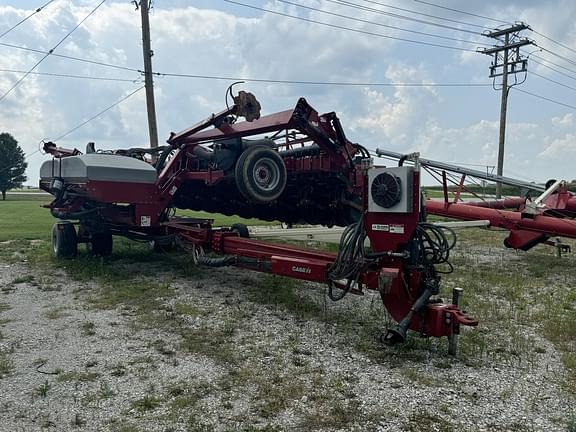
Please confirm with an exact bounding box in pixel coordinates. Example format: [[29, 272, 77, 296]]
[[371, 172, 402, 208]]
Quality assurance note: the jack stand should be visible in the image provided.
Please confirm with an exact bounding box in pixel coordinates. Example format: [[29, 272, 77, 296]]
[[448, 287, 463, 356]]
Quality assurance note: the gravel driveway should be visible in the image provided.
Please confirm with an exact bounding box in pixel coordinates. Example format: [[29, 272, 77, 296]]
[[0, 238, 574, 432]]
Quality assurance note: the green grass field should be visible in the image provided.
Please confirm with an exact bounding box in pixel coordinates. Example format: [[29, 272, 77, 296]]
[[0, 194, 53, 241], [0, 193, 273, 241]]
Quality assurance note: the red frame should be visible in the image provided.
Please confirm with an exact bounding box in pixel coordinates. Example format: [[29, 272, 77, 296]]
[[427, 170, 576, 251]]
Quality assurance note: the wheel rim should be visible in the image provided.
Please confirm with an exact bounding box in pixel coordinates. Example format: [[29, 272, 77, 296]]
[[52, 227, 59, 255], [252, 157, 281, 192]]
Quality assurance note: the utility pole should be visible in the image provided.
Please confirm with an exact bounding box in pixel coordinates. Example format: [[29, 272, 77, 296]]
[[480, 23, 533, 198], [136, 0, 159, 148]]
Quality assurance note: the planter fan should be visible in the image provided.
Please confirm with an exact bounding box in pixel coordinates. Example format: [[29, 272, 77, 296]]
[[371, 172, 402, 209]]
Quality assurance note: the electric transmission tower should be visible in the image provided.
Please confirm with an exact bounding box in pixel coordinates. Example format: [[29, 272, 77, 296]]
[[479, 23, 533, 198]]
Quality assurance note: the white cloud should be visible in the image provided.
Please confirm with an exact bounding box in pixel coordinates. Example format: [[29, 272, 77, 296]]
[[552, 113, 574, 128], [0, 0, 574, 186], [350, 62, 439, 148], [539, 133, 576, 158]]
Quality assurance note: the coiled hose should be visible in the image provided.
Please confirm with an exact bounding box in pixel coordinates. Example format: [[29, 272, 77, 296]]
[[327, 220, 456, 300], [327, 219, 367, 301], [414, 223, 456, 272]]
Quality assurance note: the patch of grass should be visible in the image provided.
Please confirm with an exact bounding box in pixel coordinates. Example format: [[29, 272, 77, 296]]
[[174, 302, 202, 316], [128, 355, 155, 365], [218, 367, 255, 391], [81, 321, 96, 336], [400, 368, 438, 387], [301, 399, 363, 429], [56, 371, 100, 383], [130, 395, 161, 412], [542, 296, 576, 348], [82, 381, 117, 406], [108, 420, 140, 432], [98, 381, 115, 399], [90, 276, 173, 316], [403, 409, 454, 432], [150, 339, 175, 356], [168, 381, 213, 410], [33, 380, 51, 398], [562, 352, 576, 374], [179, 324, 237, 364], [249, 275, 322, 319], [254, 374, 307, 419], [44, 306, 68, 320], [0, 352, 14, 378], [0, 302, 10, 313], [566, 414, 576, 432], [11, 275, 35, 284]]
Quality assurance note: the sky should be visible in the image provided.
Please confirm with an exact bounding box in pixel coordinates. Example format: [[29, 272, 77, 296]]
[[0, 0, 575, 186]]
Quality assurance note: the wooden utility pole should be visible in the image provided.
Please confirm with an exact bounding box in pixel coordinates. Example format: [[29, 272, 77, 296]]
[[138, 0, 158, 148], [480, 23, 532, 198], [496, 32, 510, 200]]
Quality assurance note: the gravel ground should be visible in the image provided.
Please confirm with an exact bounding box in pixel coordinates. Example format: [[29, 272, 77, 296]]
[[0, 241, 574, 432]]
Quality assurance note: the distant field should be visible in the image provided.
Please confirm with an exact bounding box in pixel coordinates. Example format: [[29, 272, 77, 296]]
[[0, 194, 53, 241], [8, 188, 43, 193], [0, 193, 273, 242]]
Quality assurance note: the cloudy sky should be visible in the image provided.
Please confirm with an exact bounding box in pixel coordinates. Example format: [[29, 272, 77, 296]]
[[0, 0, 575, 185]]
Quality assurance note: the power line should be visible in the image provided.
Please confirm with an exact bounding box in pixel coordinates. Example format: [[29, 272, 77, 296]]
[[0, 0, 55, 40], [531, 29, 576, 57], [332, 0, 488, 31], [277, 0, 488, 45], [0, 39, 492, 87], [0, 85, 145, 177], [531, 56, 576, 82], [531, 71, 576, 93], [0, 41, 139, 73], [0, 68, 139, 83], [512, 87, 576, 110], [0, 0, 107, 103], [412, 0, 576, 65], [221, 0, 478, 52], [412, 0, 511, 25], [53, 85, 145, 141], [532, 54, 576, 77], [323, 0, 486, 36], [156, 71, 491, 87], [538, 46, 576, 68]]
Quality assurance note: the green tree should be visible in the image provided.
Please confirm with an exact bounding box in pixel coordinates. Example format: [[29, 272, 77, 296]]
[[0, 133, 27, 200]]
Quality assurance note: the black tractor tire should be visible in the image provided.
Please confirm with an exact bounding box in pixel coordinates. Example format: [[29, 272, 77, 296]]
[[88, 232, 113, 256], [235, 146, 287, 203], [545, 179, 557, 190], [230, 223, 250, 238], [52, 222, 78, 258]]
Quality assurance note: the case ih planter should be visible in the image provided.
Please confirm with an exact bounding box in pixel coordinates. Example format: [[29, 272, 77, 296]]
[[40, 91, 476, 353]]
